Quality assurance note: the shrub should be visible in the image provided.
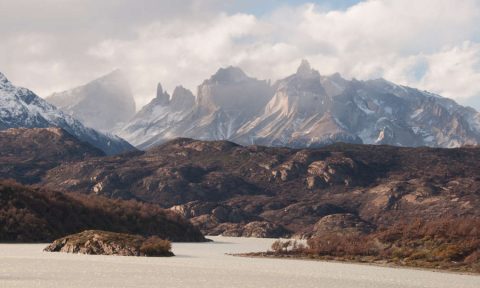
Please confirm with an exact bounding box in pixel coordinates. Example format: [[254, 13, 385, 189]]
[[140, 236, 173, 257], [0, 180, 205, 242], [269, 217, 480, 272], [307, 233, 378, 257]]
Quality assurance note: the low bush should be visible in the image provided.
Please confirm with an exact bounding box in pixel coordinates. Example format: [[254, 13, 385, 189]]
[[0, 180, 205, 242], [140, 236, 173, 257]]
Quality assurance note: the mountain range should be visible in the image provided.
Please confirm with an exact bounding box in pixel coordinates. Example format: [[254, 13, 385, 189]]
[[3, 59, 480, 154], [0, 72, 135, 155], [112, 60, 480, 149]]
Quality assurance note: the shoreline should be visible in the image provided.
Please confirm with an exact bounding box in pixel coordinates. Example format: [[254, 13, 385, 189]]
[[230, 252, 480, 276]]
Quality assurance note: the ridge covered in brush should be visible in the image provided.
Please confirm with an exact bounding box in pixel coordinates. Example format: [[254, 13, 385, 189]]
[[0, 180, 205, 243], [41, 138, 480, 238]]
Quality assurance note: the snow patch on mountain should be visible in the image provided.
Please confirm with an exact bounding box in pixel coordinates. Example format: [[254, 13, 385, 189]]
[[119, 60, 480, 149]]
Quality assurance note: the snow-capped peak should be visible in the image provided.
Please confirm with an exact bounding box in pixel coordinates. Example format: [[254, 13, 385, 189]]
[[119, 61, 480, 149], [0, 72, 13, 89], [0, 72, 8, 82], [0, 71, 135, 155]]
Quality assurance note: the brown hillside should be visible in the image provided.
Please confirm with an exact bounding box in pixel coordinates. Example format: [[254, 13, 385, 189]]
[[40, 138, 480, 237], [0, 180, 205, 242]]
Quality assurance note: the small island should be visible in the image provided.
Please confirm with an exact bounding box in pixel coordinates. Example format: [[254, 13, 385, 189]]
[[44, 230, 174, 257]]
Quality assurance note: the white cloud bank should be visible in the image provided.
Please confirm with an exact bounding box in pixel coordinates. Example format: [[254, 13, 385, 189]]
[[1, 0, 480, 109]]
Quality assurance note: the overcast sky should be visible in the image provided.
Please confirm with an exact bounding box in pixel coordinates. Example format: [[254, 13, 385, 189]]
[[1, 0, 480, 110]]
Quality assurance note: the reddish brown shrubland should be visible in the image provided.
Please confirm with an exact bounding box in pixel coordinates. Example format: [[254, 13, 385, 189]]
[[0, 180, 205, 242], [140, 236, 173, 256], [268, 218, 480, 272]]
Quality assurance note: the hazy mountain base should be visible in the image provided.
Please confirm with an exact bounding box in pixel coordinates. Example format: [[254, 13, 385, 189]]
[[238, 218, 480, 274], [47, 70, 136, 132]]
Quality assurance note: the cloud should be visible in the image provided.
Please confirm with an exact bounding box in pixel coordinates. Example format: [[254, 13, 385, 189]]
[[1, 0, 480, 110], [87, 13, 261, 106], [419, 42, 480, 101]]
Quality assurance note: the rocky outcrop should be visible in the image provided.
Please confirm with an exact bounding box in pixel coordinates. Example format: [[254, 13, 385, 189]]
[[215, 221, 289, 238], [306, 155, 359, 188], [171, 201, 253, 225], [170, 201, 275, 236], [44, 230, 174, 257], [311, 213, 375, 237]]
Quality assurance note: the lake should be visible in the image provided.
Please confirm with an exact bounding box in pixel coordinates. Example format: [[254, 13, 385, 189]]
[[0, 236, 478, 288]]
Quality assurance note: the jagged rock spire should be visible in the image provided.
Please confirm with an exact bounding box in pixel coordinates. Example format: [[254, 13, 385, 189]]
[[0, 72, 12, 88], [296, 59, 319, 79], [156, 82, 170, 106], [171, 86, 195, 110], [210, 66, 248, 83]]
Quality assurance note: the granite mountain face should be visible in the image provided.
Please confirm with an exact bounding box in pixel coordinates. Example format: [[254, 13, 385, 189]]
[[0, 72, 135, 155], [47, 70, 136, 132], [119, 66, 273, 149], [119, 60, 480, 149]]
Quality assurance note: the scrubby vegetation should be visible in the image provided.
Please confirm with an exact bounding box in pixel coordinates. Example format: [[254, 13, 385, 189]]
[[0, 180, 205, 242], [140, 236, 173, 256], [250, 218, 480, 273], [40, 139, 480, 238]]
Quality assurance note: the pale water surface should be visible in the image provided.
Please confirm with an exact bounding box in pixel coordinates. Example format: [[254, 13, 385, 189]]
[[0, 236, 478, 288]]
